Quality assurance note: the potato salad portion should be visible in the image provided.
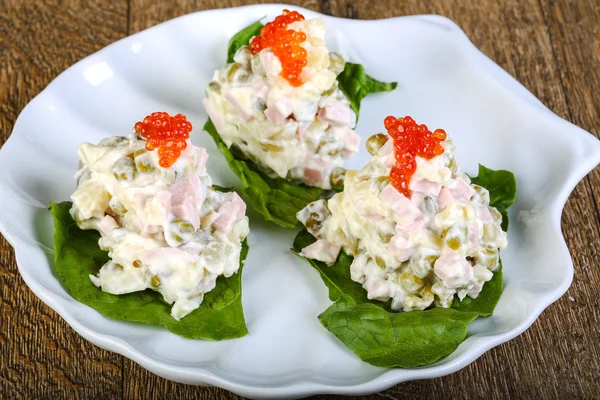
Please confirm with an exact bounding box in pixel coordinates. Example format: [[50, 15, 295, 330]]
[[297, 115, 508, 311], [70, 112, 249, 320], [203, 10, 359, 189]]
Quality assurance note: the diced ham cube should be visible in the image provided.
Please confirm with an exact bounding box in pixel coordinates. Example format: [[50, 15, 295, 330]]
[[398, 215, 427, 235], [301, 239, 341, 265], [477, 206, 493, 224], [337, 127, 360, 159], [437, 188, 454, 210], [387, 233, 414, 262], [409, 177, 442, 197], [203, 98, 223, 132], [379, 184, 422, 224], [467, 222, 479, 249], [452, 178, 476, 201], [97, 215, 118, 237], [318, 102, 352, 126], [213, 192, 247, 233], [264, 100, 292, 125], [434, 251, 473, 288], [304, 156, 334, 188], [169, 176, 204, 229], [365, 278, 393, 301], [467, 281, 484, 298]]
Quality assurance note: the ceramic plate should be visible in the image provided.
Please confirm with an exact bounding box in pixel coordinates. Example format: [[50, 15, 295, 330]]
[[1, 4, 599, 399]]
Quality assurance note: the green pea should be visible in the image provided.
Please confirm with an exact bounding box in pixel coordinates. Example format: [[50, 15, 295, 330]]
[[169, 219, 196, 246], [366, 133, 389, 156], [112, 157, 137, 181], [227, 63, 249, 83], [208, 81, 221, 94], [151, 275, 161, 288], [372, 176, 390, 193], [329, 167, 346, 188]]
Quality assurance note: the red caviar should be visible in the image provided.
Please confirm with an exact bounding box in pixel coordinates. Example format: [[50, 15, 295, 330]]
[[134, 112, 192, 168], [385, 115, 446, 198], [249, 10, 307, 87]]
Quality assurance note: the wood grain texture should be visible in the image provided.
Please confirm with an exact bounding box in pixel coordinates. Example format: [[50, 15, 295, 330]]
[[1, 0, 599, 398], [0, 1, 128, 399]]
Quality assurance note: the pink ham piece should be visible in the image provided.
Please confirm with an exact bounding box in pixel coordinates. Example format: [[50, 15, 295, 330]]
[[467, 222, 479, 249], [301, 239, 341, 264], [452, 178, 476, 201], [477, 206, 494, 224], [379, 184, 422, 224], [169, 175, 204, 229], [437, 188, 453, 210], [387, 232, 414, 262], [264, 99, 292, 125], [337, 127, 360, 159], [213, 192, 247, 233], [365, 278, 394, 301], [97, 215, 118, 237], [438, 178, 475, 209], [467, 281, 484, 298], [434, 250, 474, 288], [318, 102, 352, 126], [304, 156, 334, 188], [409, 177, 442, 197]]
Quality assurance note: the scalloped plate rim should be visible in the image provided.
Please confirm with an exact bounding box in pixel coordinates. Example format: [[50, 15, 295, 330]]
[[1, 4, 600, 399]]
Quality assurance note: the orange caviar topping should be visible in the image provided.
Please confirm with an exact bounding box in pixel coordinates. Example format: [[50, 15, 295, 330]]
[[134, 112, 192, 168], [385, 115, 446, 198], [249, 10, 307, 87]]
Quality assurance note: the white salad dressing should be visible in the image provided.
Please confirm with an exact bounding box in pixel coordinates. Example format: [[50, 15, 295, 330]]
[[297, 134, 507, 311], [70, 134, 249, 320], [203, 17, 360, 189]]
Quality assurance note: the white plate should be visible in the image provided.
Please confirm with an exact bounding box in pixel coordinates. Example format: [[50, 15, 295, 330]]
[[1, 4, 599, 398]]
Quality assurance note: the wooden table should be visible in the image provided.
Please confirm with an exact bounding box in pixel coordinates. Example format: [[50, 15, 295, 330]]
[[1, 0, 599, 398]]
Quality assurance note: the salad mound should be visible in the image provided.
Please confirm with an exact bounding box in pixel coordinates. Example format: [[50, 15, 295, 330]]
[[203, 11, 397, 227], [294, 115, 516, 367], [61, 112, 249, 334]]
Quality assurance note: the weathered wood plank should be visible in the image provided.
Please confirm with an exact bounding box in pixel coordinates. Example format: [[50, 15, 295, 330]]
[[1, 0, 599, 398], [0, 1, 128, 398]]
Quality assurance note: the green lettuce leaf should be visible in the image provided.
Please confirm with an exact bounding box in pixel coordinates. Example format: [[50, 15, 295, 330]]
[[292, 165, 515, 367], [50, 201, 248, 340], [210, 21, 397, 228], [470, 165, 517, 231], [204, 120, 323, 228], [292, 229, 481, 367], [227, 20, 263, 63], [336, 62, 398, 118], [319, 301, 477, 368]]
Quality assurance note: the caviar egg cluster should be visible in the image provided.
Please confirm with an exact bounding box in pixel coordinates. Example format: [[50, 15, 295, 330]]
[[134, 112, 192, 168], [385, 115, 447, 198], [250, 10, 307, 87]]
